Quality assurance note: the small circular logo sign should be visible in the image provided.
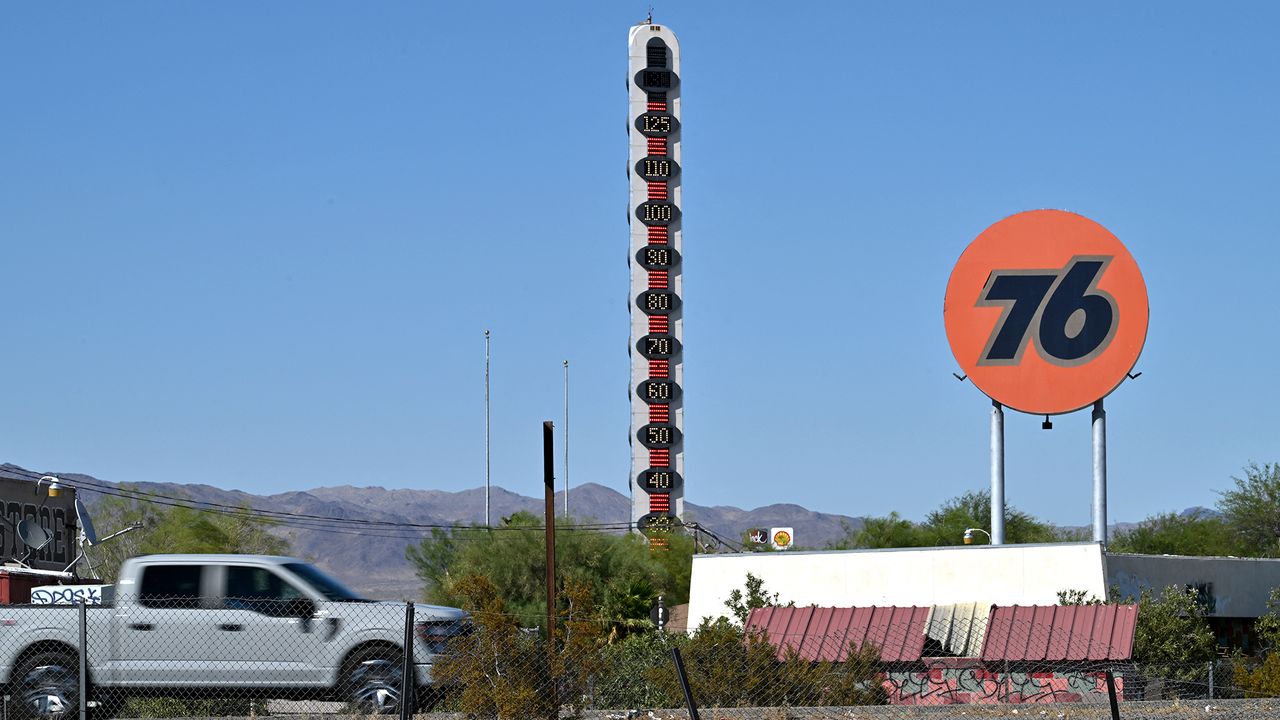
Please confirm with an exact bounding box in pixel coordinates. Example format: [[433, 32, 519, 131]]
[[771, 529, 792, 548], [944, 210, 1148, 415]]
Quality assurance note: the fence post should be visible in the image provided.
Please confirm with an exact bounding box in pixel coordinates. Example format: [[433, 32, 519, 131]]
[[1104, 669, 1120, 720], [1208, 660, 1214, 700], [400, 600, 415, 720], [670, 647, 700, 720], [78, 598, 87, 720]]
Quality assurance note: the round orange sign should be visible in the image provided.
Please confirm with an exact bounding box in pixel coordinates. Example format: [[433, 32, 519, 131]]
[[944, 210, 1148, 415]]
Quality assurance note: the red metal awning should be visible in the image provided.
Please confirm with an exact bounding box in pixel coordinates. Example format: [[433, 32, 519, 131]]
[[746, 605, 931, 662], [745, 603, 1138, 663], [980, 604, 1138, 661]]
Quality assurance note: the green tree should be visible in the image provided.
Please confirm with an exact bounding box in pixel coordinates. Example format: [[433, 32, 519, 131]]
[[1056, 588, 1103, 605], [724, 572, 789, 625], [1060, 585, 1215, 674], [86, 490, 288, 582], [631, 616, 886, 709], [1217, 462, 1280, 556], [1237, 590, 1280, 696], [829, 513, 927, 550], [432, 572, 607, 718], [406, 512, 692, 628], [1109, 509, 1241, 556], [432, 574, 556, 719], [403, 527, 457, 597], [917, 490, 1060, 545], [1128, 585, 1216, 667], [1255, 588, 1280, 653], [827, 491, 1060, 549]]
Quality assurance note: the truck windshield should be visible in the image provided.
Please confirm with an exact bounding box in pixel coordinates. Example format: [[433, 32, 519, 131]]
[[282, 562, 368, 601]]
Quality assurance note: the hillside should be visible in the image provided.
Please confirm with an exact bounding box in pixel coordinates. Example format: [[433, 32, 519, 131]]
[[35, 470, 862, 599], [3, 462, 1158, 601]]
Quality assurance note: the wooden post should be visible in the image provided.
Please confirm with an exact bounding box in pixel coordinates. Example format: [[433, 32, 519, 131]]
[[543, 420, 556, 641]]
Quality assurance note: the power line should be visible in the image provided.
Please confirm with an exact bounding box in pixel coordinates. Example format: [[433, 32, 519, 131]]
[[6, 466, 734, 548], [2, 466, 634, 535]]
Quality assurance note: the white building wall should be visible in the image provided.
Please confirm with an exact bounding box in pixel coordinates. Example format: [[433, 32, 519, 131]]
[[687, 542, 1108, 628], [1106, 553, 1280, 617]]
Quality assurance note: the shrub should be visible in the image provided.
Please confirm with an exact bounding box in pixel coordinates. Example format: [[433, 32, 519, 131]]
[[431, 575, 557, 719], [1234, 654, 1280, 697], [593, 628, 687, 709]]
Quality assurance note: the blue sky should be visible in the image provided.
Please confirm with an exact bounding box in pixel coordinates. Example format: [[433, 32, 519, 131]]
[[2, 2, 1277, 529]]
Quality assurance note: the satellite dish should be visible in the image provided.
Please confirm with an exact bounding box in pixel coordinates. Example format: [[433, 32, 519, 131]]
[[75, 498, 98, 546], [17, 520, 51, 552], [64, 498, 141, 575]]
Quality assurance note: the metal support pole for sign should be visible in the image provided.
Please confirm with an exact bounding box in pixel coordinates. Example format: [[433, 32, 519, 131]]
[[400, 601, 415, 720], [543, 421, 557, 643], [78, 599, 87, 720], [1092, 399, 1107, 545], [990, 400, 1005, 545]]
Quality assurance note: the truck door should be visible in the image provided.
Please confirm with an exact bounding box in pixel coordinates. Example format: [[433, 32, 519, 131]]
[[114, 563, 216, 686], [201, 564, 333, 687]]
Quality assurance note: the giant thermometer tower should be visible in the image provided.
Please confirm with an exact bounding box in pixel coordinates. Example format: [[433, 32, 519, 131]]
[[628, 22, 683, 534]]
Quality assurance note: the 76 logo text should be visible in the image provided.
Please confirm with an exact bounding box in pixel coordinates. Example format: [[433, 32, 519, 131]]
[[977, 255, 1118, 366]]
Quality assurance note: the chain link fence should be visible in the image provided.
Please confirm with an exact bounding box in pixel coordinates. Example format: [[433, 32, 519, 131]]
[[7, 597, 1280, 719]]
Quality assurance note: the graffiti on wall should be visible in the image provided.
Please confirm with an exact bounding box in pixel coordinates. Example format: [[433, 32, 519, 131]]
[[882, 660, 1122, 705], [30, 585, 108, 605]]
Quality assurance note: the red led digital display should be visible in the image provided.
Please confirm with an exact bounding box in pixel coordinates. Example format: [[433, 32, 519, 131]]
[[649, 493, 671, 512]]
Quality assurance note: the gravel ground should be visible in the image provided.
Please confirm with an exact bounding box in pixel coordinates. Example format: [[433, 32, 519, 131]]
[[248, 697, 1280, 720]]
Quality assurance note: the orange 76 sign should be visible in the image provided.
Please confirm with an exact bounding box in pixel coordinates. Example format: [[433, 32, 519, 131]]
[[944, 210, 1148, 416]]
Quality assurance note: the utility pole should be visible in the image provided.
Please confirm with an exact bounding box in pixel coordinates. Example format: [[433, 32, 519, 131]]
[[485, 330, 491, 528], [543, 421, 557, 643], [568, 358, 573, 515]]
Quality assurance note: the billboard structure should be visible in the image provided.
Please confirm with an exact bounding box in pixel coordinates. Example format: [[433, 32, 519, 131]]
[[0, 475, 78, 572], [945, 210, 1148, 416], [628, 22, 684, 534], [944, 210, 1148, 544]]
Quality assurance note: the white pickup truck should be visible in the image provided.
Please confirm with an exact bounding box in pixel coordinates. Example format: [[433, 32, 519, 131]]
[[0, 554, 468, 717]]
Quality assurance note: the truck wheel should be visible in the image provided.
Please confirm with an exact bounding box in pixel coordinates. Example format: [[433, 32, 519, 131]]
[[343, 648, 404, 714], [13, 650, 80, 719]]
